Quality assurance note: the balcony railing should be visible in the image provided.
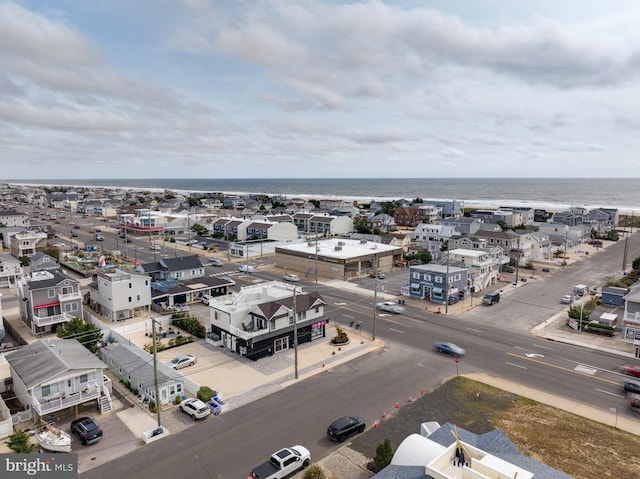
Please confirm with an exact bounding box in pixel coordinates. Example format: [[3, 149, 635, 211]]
[[59, 291, 81, 302], [33, 311, 74, 327], [32, 382, 100, 416]]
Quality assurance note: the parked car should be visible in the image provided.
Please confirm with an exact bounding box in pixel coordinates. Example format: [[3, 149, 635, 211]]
[[620, 364, 640, 378], [500, 265, 516, 273], [561, 294, 573, 304], [208, 258, 224, 267], [168, 354, 196, 370], [150, 244, 161, 250], [590, 286, 598, 295], [239, 265, 257, 273], [53, 242, 65, 248], [96, 234, 104, 241], [369, 271, 385, 279], [623, 379, 640, 394], [71, 233, 79, 237], [541, 267, 551, 272], [179, 398, 211, 420], [283, 274, 300, 282], [376, 301, 405, 314], [70, 417, 103, 445], [172, 303, 190, 312], [435, 341, 466, 357], [201, 294, 213, 305], [327, 416, 366, 442]]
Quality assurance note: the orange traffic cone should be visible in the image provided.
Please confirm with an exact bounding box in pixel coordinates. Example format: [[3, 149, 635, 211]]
[[420, 389, 425, 396]]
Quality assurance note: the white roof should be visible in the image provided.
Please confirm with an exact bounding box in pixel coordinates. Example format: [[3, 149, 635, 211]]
[[277, 238, 400, 259]]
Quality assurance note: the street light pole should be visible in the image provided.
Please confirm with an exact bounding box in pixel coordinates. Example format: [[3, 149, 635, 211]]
[[293, 286, 298, 380], [373, 255, 378, 341], [315, 232, 319, 283]]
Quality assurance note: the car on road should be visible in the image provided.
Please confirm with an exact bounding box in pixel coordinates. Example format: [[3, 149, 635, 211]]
[[168, 354, 197, 370], [150, 244, 161, 250], [327, 416, 366, 442], [70, 417, 103, 445], [172, 303, 189, 312], [96, 234, 104, 241], [369, 271, 385, 279], [208, 258, 224, 267], [541, 267, 551, 272], [53, 242, 65, 247], [623, 379, 640, 394], [620, 364, 640, 378], [73, 225, 80, 229], [71, 233, 79, 237], [179, 398, 211, 420], [560, 294, 573, 304], [435, 341, 466, 357], [239, 265, 257, 273], [376, 301, 405, 314], [283, 274, 300, 282]]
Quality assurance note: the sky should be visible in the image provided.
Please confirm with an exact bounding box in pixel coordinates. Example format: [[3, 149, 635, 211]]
[[2, 0, 640, 180]]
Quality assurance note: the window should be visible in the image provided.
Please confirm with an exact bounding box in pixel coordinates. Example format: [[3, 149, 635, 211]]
[[128, 297, 132, 303], [79, 372, 95, 383], [274, 337, 289, 352], [42, 383, 60, 397], [137, 295, 141, 301], [64, 303, 78, 312], [435, 276, 443, 283], [47, 288, 55, 298]]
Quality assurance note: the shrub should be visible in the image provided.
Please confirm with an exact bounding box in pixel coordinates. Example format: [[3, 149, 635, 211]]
[[373, 438, 394, 472], [302, 465, 325, 479], [331, 327, 349, 345], [197, 386, 218, 403], [6, 432, 34, 453], [172, 316, 206, 338], [175, 395, 183, 405], [148, 400, 157, 413]]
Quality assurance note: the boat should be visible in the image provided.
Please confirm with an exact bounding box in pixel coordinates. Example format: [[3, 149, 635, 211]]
[[36, 423, 72, 453]]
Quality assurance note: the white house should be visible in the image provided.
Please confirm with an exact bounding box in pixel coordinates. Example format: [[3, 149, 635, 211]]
[[89, 268, 152, 322]]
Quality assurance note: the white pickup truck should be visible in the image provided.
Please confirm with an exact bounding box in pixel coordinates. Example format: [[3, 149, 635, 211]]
[[250, 446, 311, 479]]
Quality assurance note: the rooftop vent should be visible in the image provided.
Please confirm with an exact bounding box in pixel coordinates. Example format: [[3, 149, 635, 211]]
[[334, 246, 342, 251]]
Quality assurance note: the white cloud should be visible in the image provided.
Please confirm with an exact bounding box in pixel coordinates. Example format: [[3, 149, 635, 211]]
[[1, 0, 640, 178]]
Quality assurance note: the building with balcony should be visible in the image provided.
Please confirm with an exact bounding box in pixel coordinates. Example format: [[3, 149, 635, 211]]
[[0, 252, 23, 288], [7, 229, 48, 258], [6, 339, 111, 422], [17, 270, 83, 335], [208, 281, 327, 361], [88, 268, 151, 322]]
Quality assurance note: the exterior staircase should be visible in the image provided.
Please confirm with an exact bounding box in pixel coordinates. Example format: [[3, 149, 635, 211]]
[[99, 388, 113, 414]]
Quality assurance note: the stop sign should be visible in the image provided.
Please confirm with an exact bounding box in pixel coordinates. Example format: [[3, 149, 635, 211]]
[[454, 357, 460, 363]]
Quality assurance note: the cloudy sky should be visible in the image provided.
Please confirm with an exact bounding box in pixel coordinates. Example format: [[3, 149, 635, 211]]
[[2, 0, 640, 179]]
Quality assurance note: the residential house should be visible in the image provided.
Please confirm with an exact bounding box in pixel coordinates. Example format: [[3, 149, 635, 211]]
[[29, 252, 61, 273], [498, 206, 536, 226], [243, 219, 298, 242], [136, 255, 205, 282], [208, 281, 328, 361], [515, 231, 551, 262], [413, 224, 458, 259], [381, 232, 413, 254], [416, 204, 443, 223], [441, 217, 482, 236], [469, 209, 513, 226], [448, 247, 506, 292], [99, 342, 185, 406], [420, 199, 464, 218], [367, 213, 396, 233], [0, 253, 23, 288], [408, 263, 468, 302], [8, 229, 48, 258], [473, 230, 520, 263], [292, 212, 353, 237], [6, 339, 112, 421], [447, 235, 488, 251], [394, 207, 424, 227], [378, 422, 573, 479], [88, 269, 151, 322], [622, 285, 640, 351], [17, 270, 83, 334], [0, 210, 29, 227]]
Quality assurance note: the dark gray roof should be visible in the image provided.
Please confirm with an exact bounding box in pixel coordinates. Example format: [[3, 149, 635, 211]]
[[160, 255, 204, 271], [6, 340, 106, 389], [373, 466, 432, 479], [25, 270, 77, 289]]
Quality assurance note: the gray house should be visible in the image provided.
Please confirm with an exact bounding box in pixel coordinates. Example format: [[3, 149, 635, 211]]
[[408, 263, 468, 303]]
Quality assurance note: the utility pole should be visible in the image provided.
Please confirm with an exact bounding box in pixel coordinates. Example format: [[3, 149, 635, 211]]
[[293, 286, 298, 380], [514, 236, 520, 283], [445, 249, 450, 314], [315, 232, 319, 283], [373, 255, 378, 340], [151, 318, 161, 428]]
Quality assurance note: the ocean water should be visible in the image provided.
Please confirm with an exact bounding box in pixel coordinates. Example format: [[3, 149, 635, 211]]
[[8, 178, 640, 213]]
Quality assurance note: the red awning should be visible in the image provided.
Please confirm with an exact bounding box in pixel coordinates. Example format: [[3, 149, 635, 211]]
[[34, 302, 60, 310]]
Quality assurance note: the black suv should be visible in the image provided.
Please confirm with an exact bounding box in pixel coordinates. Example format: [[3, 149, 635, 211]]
[[70, 417, 103, 445], [327, 416, 365, 442], [500, 265, 516, 273]]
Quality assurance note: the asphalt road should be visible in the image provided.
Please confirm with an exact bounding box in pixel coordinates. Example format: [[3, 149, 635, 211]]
[[33, 211, 636, 478]]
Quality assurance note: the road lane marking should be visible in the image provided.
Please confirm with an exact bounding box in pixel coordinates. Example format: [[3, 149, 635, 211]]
[[596, 388, 625, 398], [506, 362, 527, 369], [535, 344, 555, 350], [525, 353, 545, 358], [389, 328, 404, 334], [466, 327, 483, 333], [575, 365, 597, 375], [505, 352, 620, 385]]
